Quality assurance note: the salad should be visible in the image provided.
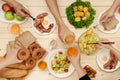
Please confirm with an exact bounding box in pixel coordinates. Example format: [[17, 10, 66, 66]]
[[51, 52, 70, 73], [78, 29, 99, 54], [66, 0, 96, 28]]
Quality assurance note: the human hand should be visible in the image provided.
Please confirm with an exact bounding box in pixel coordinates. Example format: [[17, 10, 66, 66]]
[[98, 39, 112, 49], [12, 1, 30, 17], [67, 52, 81, 69], [5, 46, 22, 65], [100, 8, 115, 23], [58, 23, 75, 44]]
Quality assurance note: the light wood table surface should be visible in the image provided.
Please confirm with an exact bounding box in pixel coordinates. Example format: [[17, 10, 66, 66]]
[[0, 0, 120, 80]]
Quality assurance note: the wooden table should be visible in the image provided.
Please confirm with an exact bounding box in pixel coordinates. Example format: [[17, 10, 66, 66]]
[[0, 0, 120, 80]]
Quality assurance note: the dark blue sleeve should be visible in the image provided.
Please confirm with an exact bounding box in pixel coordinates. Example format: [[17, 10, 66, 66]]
[[79, 74, 91, 80]]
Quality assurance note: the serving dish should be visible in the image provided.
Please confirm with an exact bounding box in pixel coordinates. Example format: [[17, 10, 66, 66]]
[[47, 49, 74, 78], [66, 0, 96, 28], [96, 48, 120, 72], [32, 11, 56, 36], [78, 29, 99, 55], [97, 11, 120, 33], [0, 1, 28, 24]]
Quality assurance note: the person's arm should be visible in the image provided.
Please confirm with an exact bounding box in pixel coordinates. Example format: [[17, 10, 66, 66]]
[[45, 0, 63, 25], [110, 0, 120, 12], [0, 47, 22, 70], [45, 0, 75, 44], [0, 58, 12, 70], [100, 0, 120, 23], [2, 0, 30, 17], [67, 52, 90, 80], [98, 39, 120, 60], [109, 46, 120, 60]]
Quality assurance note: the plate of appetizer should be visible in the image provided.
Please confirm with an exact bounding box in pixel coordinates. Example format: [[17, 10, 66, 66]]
[[66, 0, 96, 28], [32, 11, 56, 35], [47, 49, 74, 78], [78, 29, 99, 55], [0, 1, 28, 24], [96, 48, 120, 72], [97, 11, 120, 33]]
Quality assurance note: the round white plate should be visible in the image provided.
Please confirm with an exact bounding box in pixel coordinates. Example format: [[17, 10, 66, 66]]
[[32, 11, 56, 36], [96, 48, 120, 72], [0, 1, 28, 24], [47, 49, 74, 78], [97, 11, 120, 33]]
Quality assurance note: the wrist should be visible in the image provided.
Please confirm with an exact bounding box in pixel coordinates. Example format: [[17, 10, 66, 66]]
[[0, 58, 10, 70], [4, 0, 17, 7]]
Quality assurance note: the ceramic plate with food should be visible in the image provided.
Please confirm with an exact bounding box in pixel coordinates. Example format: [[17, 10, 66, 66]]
[[66, 0, 96, 28], [0, 1, 28, 24], [47, 49, 74, 78], [97, 11, 120, 33], [96, 48, 120, 72], [78, 29, 99, 55], [32, 11, 56, 35]]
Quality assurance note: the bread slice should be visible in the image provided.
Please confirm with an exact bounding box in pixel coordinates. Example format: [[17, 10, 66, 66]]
[[16, 31, 36, 48], [102, 16, 119, 31]]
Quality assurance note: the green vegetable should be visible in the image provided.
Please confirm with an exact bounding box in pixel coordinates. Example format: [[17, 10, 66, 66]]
[[66, 0, 96, 28], [78, 33, 99, 54], [16, 15, 25, 21], [4, 11, 14, 20]]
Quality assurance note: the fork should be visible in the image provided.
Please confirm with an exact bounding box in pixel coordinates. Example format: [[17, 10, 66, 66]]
[[93, 24, 101, 29]]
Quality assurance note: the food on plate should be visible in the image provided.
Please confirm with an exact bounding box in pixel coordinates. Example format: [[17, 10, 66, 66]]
[[38, 61, 47, 70], [66, 0, 96, 28], [84, 65, 96, 78], [1, 31, 47, 80], [7, 63, 27, 70], [25, 57, 36, 70], [36, 12, 48, 19], [10, 23, 21, 34], [42, 20, 48, 25], [78, 29, 99, 54], [73, 6, 90, 22], [32, 48, 46, 60], [15, 31, 36, 48], [102, 16, 119, 31], [86, 29, 93, 35], [118, 7, 120, 13], [2, 3, 12, 12], [17, 48, 30, 61], [34, 12, 54, 33], [64, 35, 75, 44], [28, 42, 41, 53], [98, 49, 110, 65], [67, 46, 78, 57], [0, 68, 28, 78], [5, 11, 15, 20], [16, 15, 25, 21], [103, 50, 118, 69], [51, 51, 70, 73], [2, 3, 26, 22]]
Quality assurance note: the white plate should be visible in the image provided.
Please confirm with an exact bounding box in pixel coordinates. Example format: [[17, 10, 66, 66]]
[[32, 11, 56, 36], [0, 1, 28, 24], [96, 48, 120, 72], [97, 11, 120, 33], [47, 49, 74, 78]]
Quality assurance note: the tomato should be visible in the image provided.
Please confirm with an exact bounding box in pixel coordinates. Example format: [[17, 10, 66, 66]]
[[64, 69, 68, 72], [11, 7, 15, 13], [2, 3, 12, 12]]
